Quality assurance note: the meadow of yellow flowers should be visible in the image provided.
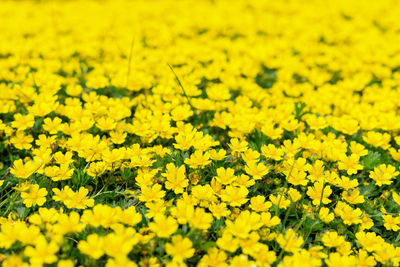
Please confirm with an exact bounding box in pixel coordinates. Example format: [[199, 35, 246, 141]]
[[1, 0, 400, 266]]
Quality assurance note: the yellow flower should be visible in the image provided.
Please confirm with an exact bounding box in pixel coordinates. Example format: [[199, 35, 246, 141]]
[[145, 201, 166, 219], [336, 176, 358, 190], [338, 154, 363, 175], [363, 131, 391, 150], [279, 249, 321, 267], [306, 182, 332, 206], [342, 189, 365, 204], [53, 211, 86, 235], [86, 161, 107, 177], [35, 134, 57, 148], [170, 199, 194, 223], [260, 212, 281, 228], [335, 202, 362, 225], [78, 234, 104, 259], [276, 229, 303, 253], [11, 113, 35, 130], [21, 184, 47, 208], [226, 210, 262, 238], [382, 215, 400, 231], [216, 232, 239, 253], [355, 231, 384, 252], [198, 247, 227, 267], [57, 260, 74, 267], [110, 131, 127, 144], [215, 167, 236, 185], [269, 194, 291, 209], [325, 253, 357, 267], [163, 163, 188, 194], [96, 117, 117, 131], [10, 159, 39, 179], [103, 230, 138, 258], [118, 206, 143, 226], [305, 115, 328, 130], [45, 164, 74, 181], [335, 118, 359, 135], [66, 84, 83, 97], [261, 144, 284, 161], [319, 207, 334, 223], [209, 202, 230, 219], [349, 141, 368, 157], [360, 215, 374, 231], [53, 185, 74, 202], [81, 204, 119, 228], [321, 231, 345, 248], [64, 187, 94, 209], [149, 215, 178, 238], [249, 195, 272, 212], [373, 242, 397, 265], [166, 235, 195, 262], [288, 188, 302, 202], [393, 192, 400, 206], [106, 256, 138, 267], [228, 138, 248, 156], [102, 148, 124, 164], [286, 168, 307, 186], [244, 162, 269, 180], [24, 236, 59, 265], [139, 184, 166, 202], [209, 149, 227, 161], [43, 117, 62, 135], [184, 150, 211, 169], [189, 208, 213, 230], [369, 164, 399, 186], [356, 249, 376, 267], [221, 185, 248, 207]]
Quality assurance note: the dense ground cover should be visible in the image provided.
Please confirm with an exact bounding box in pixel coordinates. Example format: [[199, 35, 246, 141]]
[[1, 0, 400, 266]]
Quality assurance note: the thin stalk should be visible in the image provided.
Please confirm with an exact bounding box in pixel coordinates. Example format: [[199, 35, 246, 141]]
[[126, 35, 136, 87], [316, 178, 326, 215], [167, 63, 194, 109]]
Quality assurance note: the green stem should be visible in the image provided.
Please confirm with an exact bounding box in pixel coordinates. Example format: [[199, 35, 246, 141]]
[[3, 192, 17, 216], [281, 203, 293, 230], [275, 161, 295, 216], [276, 215, 306, 262], [316, 179, 326, 215], [167, 63, 194, 109]]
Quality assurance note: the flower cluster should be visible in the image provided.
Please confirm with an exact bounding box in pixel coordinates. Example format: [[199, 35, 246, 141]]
[[1, 0, 400, 266]]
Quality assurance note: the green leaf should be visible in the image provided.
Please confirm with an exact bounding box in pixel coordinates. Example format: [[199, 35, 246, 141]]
[[361, 151, 382, 170]]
